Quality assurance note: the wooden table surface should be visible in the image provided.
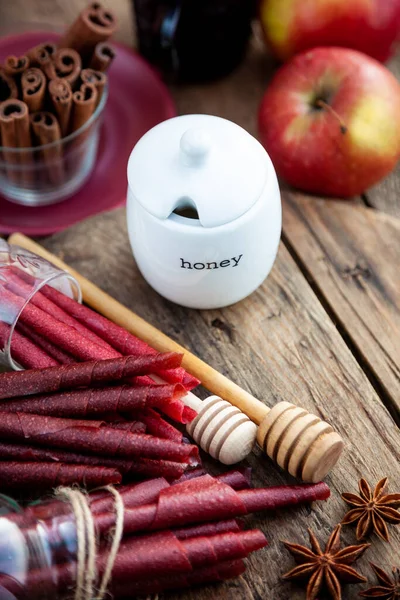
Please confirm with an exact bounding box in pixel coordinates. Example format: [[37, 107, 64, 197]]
[[1, 1, 400, 599]]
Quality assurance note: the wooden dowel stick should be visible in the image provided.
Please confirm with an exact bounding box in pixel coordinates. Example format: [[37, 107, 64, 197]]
[[8, 233, 269, 424]]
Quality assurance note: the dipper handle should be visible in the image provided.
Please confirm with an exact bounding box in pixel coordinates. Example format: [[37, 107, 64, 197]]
[[8, 233, 271, 424]]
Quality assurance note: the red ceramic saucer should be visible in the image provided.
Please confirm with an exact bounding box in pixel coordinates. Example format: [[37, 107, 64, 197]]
[[0, 32, 176, 235]]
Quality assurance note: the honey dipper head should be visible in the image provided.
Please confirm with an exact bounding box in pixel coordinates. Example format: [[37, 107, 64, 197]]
[[186, 396, 257, 465], [256, 401, 344, 483]]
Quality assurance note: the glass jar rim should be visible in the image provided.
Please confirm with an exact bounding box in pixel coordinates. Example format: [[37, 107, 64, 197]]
[[0, 84, 108, 154]]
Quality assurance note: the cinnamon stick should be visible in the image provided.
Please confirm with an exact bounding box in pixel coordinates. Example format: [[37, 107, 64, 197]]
[[0, 71, 18, 103], [71, 82, 98, 132], [3, 55, 30, 83], [48, 78, 73, 137], [81, 68, 106, 106], [0, 99, 32, 184], [21, 68, 46, 112], [43, 48, 82, 87], [89, 41, 115, 72], [58, 2, 118, 62], [30, 111, 64, 185], [27, 42, 56, 69]]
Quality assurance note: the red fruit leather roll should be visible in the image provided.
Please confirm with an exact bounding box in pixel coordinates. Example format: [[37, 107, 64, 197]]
[[0, 285, 120, 362], [16, 322, 76, 365], [158, 401, 197, 424], [6, 269, 114, 351], [23, 560, 246, 599], [98, 529, 267, 582], [172, 518, 242, 540], [40, 284, 200, 390], [13, 270, 190, 388], [0, 321, 58, 369], [0, 383, 187, 420], [96, 475, 330, 535], [10, 478, 171, 528], [0, 461, 121, 492], [107, 420, 146, 434], [0, 353, 182, 400], [173, 468, 251, 491], [133, 408, 183, 442], [111, 560, 246, 598], [0, 440, 186, 479], [41, 529, 265, 592], [0, 412, 200, 463]]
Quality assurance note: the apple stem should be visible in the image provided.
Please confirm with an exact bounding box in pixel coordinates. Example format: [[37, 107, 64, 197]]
[[316, 99, 347, 134]]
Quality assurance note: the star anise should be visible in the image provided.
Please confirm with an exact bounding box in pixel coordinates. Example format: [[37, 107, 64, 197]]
[[360, 563, 400, 599], [342, 478, 400, 542], [282, 524, 370, 600]]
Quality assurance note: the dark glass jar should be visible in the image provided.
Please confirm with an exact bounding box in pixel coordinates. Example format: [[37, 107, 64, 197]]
[[134, 0, 257, 82]]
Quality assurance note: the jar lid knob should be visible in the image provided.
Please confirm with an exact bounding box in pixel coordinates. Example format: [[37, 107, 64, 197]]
[[180, 128, 211, 165]]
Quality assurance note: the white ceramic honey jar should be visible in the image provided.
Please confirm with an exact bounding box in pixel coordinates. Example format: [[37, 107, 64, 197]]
[[126, 114, 281, 309]]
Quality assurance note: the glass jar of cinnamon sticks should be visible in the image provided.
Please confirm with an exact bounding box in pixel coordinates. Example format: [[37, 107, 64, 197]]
[[0, 89, 107, 206], [0, 2, 117, 206]]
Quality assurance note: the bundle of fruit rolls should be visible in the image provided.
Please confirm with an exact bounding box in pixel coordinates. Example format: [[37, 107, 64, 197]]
[[0, 475, 330, 598]]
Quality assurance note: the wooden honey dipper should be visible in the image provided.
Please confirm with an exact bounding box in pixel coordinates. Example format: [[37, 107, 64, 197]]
[[8, 234, 345, 483]]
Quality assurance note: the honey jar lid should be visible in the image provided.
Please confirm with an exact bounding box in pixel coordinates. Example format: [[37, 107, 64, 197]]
[[127, 114, 268, 228]]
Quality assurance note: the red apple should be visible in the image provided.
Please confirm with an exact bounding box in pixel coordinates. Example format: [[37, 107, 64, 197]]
[[260, 0, 400, 63], [258, 47, 400, 197]]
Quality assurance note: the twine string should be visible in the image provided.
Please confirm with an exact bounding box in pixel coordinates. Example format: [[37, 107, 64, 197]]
[[54, 485, 124, 600]]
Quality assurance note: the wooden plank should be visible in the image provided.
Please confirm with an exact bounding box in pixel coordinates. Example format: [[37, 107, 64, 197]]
[[363, 56, 400, 218], [283, 191, 400, 421], [41, 207, 400, 600], [0, 0, 135, 47]]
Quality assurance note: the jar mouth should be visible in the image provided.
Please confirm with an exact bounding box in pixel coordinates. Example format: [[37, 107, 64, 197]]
[[6, 270, 81, 371], [0, 86, 108, 154]]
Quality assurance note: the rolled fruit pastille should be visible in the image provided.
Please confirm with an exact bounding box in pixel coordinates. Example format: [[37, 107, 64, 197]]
[[0, 384, 191, 423], [93, 474, 330, 535], [3, 268, 196, 388], [6, 474, 325, 587], [10, 471, 249, 528], [39, 282, 199, 388], [0, 321, 58, 369], [8, 235, 344, 481], [0, 461, 121, 492], [0, 353, 183, 399], [133, 408, 184, 442], [0, 412, 200, 463], [0, 442, 193, 482], [27, 529, 267, 593], [16, 322, 76, 364]]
